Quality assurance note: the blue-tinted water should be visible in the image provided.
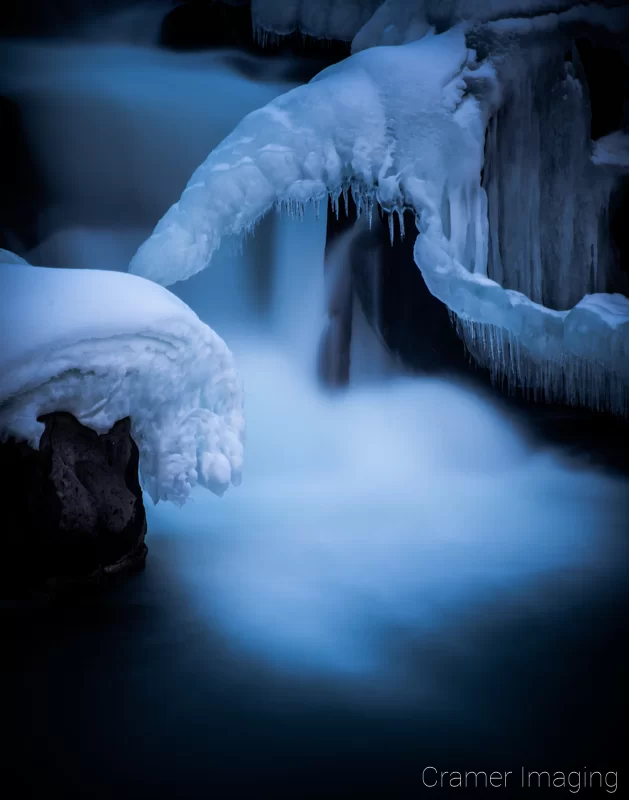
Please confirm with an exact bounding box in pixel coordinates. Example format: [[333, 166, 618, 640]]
[[3, 33, 628, 798]]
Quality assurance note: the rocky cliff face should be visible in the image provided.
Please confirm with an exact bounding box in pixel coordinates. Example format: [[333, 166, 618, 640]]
[[1, 412, 147, 597]]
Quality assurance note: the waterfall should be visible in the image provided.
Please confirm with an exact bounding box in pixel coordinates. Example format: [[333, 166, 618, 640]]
[[2, 22, 626, 684]]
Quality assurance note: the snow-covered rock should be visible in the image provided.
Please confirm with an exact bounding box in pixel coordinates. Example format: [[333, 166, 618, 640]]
[[0, 263, 245, 504]]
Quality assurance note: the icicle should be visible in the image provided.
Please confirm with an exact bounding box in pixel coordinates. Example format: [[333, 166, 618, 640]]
[[452, 314, 628, 417], [351, 185, 362, 219], [396, 208, 405, 240], [331, 193, 339, 220], [252, 23, 282, 49], [388, 213, 395, 246], [342, 187, 349, 217]]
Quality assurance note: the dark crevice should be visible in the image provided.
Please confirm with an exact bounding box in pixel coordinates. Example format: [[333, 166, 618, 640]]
[[161, 0, 351, 77], [575, 37, 629, 140]]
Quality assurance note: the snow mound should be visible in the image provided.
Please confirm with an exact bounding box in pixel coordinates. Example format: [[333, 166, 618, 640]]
[[0, 263, 244, 504], [129, 21, 629, 413]]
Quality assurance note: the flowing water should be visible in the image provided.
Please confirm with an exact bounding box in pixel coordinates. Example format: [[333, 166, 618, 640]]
[[3, 24, 628, 796]]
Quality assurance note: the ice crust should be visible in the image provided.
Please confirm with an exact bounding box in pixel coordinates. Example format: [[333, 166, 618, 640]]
[[0, 263, 245, 504]]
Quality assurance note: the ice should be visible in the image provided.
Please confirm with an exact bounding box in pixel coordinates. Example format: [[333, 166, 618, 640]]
[[484, 2, 629, 35], [453, 306, 628, 413], [250, 0, 607, 47], [3, 11, 627, 690], [342, 1, 628, 52], [130, 17, 629, 413], [251, 0, 381, 43], [130, 27, 481, 286], [0, 263, 244, 505], [482, 43, 615, 310]]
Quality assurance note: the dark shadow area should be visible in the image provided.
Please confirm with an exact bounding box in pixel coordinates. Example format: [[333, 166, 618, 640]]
[[161, 0, 351, 82], [0, 96, 45, 253]]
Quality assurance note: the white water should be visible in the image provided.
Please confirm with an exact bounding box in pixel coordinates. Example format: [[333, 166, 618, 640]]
[[5, 38, 627, 691], [148, 208, 627, 688]]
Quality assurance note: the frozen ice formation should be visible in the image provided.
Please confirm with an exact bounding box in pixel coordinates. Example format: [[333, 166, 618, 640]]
[[0, 262, 244, 504], [251, 0, 382, 44], [249, 0, 625, 48], [130, 7, 629, 413]]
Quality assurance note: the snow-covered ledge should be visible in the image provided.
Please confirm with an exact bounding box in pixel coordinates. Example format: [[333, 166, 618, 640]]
[[0, 263, 245, 506]]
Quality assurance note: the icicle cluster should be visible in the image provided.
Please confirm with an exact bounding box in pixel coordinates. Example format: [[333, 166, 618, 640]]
[[130, 19, 629, 416], [250, 0, 381, 45], [452, 313, 628, 415]]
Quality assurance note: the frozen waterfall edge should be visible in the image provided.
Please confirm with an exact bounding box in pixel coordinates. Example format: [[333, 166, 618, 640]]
[[129, 23, 629, 415]]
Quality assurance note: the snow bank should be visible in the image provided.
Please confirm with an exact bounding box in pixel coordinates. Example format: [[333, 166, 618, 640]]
[[129, 21, 629, 413], [0, 263, 244, 504]]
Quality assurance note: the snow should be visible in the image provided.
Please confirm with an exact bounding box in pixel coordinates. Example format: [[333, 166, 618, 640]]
[[130, 18, 629, 414], [0, 263, 244, 504], [0, 249, 30, 265], [130, 27, 481, 286], [592, 130, 629, 170]]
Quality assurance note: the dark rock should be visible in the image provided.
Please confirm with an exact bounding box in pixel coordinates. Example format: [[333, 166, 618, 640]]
[[1, 412, 147, 598], [160, 0, 257, 53]]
